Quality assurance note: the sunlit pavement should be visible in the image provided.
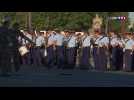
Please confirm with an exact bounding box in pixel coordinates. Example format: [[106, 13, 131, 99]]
[[0, 66, 134, 87]]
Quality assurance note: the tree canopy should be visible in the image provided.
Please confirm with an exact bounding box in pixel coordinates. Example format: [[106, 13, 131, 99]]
[[0, 12, 129, 32]]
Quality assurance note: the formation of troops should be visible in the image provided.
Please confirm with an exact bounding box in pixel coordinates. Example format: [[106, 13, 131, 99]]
[[1, 16, 134, 76]]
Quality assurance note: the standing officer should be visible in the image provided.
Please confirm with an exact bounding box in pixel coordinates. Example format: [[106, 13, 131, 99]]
[[92, 30, 109, 71], [66, 30, 77, 69], [33, 31, 45, 66], [109, 31, 118, 70], [123, 32, 134, 72], [46, 30, 57, 68], [115, 34, 124, 70], [132, 33, 134, 71], [63, 30, 70, 68], [54, 29, 65, 69], [109, 31, 124, 71], [80, 31, 92, 69], [0, 16, 12, 76]]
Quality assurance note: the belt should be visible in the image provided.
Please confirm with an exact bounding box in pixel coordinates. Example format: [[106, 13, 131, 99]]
[[67, 47, 75, 49], [93, 46, 106, 48], [94, 46, 98, 47], [125, 49, 132, 51], [56, 45, 63, 47], [82, 46, 90, 48], [34, 46, 41, 48]]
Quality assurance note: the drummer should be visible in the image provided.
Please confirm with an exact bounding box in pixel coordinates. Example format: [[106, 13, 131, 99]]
[[20, 30, 33, 66]]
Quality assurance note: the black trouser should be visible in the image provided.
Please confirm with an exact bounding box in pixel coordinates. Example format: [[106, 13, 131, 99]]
[[66, 47, 76, 68], [80, 47, 90, 69], [47, 46, 55, 68], [63, 46, 67, 67], [124, 50, 133, 71], [0, 48, 11, 74], [93, 47, 107, 71], [55, 46, 64, 68], [111, 47, 123, 70], [132, 52, 134, 71], [11, 49, 21, 72]]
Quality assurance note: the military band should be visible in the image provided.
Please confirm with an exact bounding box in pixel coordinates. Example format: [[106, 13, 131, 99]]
[[2, 17, 134, 77]]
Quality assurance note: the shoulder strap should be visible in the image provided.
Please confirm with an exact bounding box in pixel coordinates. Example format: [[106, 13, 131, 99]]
[[82, 35, 88, 42], [94, 36, 100, 43], [125, 39, 130, 43], [99, 36, 105, 41], [67, 35, 73, 43]]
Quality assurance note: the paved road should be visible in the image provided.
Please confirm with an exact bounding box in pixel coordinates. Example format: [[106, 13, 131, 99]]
[[0, 66, 134, 87]]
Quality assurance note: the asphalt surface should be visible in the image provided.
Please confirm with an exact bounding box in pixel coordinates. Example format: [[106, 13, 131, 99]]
[[0, 65, 134, 87]]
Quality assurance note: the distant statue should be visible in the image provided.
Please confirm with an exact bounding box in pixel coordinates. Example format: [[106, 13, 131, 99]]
[[128, 22, 134, 32], [92, 14, 103, 31]]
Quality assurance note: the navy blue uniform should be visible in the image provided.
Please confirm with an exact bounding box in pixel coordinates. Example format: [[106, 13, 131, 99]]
[[66, 35, 77, 68], [47, 32, 57, 68], [33, 35, 45, 66], [93, 35, 109, 71], [54, 33, 65, 68], [80, 35, 91, 69], [123, 38, 134, 71], [110, 36, 124, 70]]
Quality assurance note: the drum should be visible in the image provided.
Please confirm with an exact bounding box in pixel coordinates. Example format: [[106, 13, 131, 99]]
[[18, 46, 29, 56]]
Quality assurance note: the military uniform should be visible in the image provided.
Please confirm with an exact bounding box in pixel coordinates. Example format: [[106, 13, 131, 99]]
[[9, 24, 35, 71], [93, 34, 109, 71], [21, 33, 32, 65], [54, 33, 65, 69], [33, 34, 45, 66], [63, 35, 69, 67], [110, 35, 124, 70], [66, 34, 77, 68], [47, 32, 57, 68], [123, 37, 134, 71], [115, 37, 124, 70], [80, 34, 91, 69]]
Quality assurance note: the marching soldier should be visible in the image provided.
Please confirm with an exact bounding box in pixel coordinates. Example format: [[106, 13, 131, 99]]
[[63, 30, 70, 67], [46, 29, 57, 68], [92, 30, 109, 71], [109, 31, 124, 71], [9, 23, 35, 71], [132, 33, 134, 71], [123, 32, 134, 72], [33, 31, 45, 66], [75, 32, 82, 67], [20, 30, 33, 66], [66, 30, 77, 69], [80, 31, 91, 69], [54, 29, 65, 69], [115, 34, 124, 70]]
